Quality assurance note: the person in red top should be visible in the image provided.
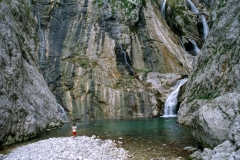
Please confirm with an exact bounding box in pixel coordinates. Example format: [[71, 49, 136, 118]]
[[72, 123, 77, 137]]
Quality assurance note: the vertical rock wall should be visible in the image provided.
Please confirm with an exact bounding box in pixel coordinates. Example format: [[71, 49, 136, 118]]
[[178, 0, 240, 151], [0, 0, 64, 149], [32, 0, 193, 121]]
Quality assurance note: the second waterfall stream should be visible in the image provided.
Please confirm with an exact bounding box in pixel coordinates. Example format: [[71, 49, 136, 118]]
[[162, 79, 188, 117]]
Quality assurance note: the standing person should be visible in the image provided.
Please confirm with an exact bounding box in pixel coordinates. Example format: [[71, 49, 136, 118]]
[[72, 123, 77, 138]]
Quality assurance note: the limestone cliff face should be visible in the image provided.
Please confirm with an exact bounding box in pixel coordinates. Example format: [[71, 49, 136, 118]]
[[178, 0, 240, 151], [32, 0, 194, 121], [0, 0, 64, 149]]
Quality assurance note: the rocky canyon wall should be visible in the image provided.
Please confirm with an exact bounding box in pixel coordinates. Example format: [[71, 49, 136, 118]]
[[178, 0, 240, 158], [0, 0, 64, 149], [1, 0, 236, 154], [32, 0, 198, 121]]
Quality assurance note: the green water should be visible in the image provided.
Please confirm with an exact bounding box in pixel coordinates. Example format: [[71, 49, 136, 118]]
[[2, 117, 197, 159]]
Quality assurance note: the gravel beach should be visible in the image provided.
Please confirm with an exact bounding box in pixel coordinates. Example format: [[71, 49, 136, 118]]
[[1, 136, 129, 160]]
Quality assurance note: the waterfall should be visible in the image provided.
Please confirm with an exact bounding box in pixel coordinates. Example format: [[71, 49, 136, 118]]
[[37, 12, 45, 62], [189, 39, 200, 55], [58, 104, 69, 122], [161, 0, 167, 18], [162, 79, 188, 117], [186, 0, 199, 13], [201, 15, 209, 40], [118, 44, 135, 75]]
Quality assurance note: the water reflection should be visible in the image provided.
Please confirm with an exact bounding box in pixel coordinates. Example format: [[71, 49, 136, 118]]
[[1, 117, 197, 159]]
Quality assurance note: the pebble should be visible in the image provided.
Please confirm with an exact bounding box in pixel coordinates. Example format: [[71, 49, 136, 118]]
[[118, 140, 123, 145], [3, 136, 129, 160], [183, 146, 197, 152]]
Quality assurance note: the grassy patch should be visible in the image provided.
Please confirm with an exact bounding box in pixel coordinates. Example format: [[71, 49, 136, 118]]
[[219, 0, 227, 8], [212, 47, 218, 55], [79, 60, 88, 67], [197, 92, 220, 100], [98, 1, 104, 7], [220, 48, 228, 55]]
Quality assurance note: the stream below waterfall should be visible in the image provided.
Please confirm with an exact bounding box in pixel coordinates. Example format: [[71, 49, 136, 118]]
[[1, 117, 197, 159]]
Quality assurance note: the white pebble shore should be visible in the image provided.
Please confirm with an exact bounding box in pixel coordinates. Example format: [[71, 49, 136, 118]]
[[3, 136, 129, 160]]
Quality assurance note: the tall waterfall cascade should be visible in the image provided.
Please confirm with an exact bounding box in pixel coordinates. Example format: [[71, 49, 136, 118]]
[[119, 44, 135, 75], [201, 15, 209, 39], [185, 0, 209, 40], [189, 39, 201, 55], [162, 79, 188, 117], [58, 104, 69, 122], [37, 12, 46, 62], [161, 0, 167, 18], [186, 0, 199, 13]]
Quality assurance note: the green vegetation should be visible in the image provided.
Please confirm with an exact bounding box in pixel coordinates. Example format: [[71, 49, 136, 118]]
[[142, 0, 146, 7], [214, 0, 227, 11], [98, 1, 104, 7], [219, 0, 227, 8], [197, 92, 220, 100], [95, 0, 141, 21], [197, 94, 209, 99], [79, 60, 88, 67], [187, 156, 194, 160], [219, 44, 231, 55], [119, 0, 137, 16], [129, 26, 138, 32], [188, 90, 220, 102], [220, 48, 228, 55], [212, 43, 231, 56], [128, 76, 135, 84], [0, 13, 5, 21], [150, 0, 158, 3], [165, 1, 189, 36], [212, 47, 218, 55], [191, 56, 213, 78], [112, 8, 115, 14], [25, 5, 32, 18]]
